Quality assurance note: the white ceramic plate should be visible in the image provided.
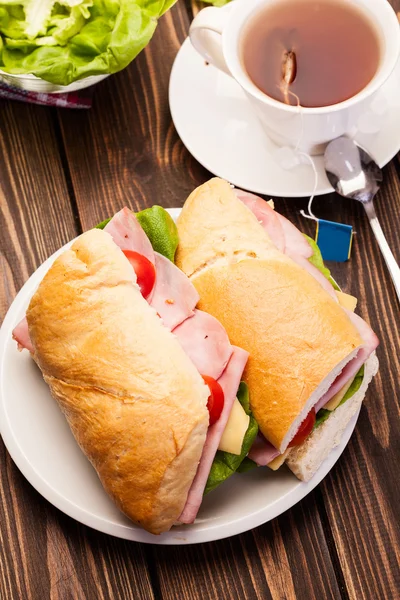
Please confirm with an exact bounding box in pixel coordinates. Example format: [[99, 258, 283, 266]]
[[169, 39, 400, 197], [0, 209, 359, 544]]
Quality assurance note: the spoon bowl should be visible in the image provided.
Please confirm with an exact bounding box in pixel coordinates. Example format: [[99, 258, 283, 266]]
[[324, 136, 400, 305], [324, 136, 382, 203]]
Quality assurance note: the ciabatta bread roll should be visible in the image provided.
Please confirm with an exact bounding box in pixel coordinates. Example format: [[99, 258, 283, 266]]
[[27, 229, 209, 534]]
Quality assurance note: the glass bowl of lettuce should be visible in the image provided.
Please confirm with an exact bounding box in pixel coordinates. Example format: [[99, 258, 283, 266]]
[[0, 0, 176, 93]]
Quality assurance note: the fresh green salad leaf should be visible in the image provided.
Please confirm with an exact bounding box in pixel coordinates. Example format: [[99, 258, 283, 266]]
[[236, 456, 258, 473], [338, 364, 364, 407], [95, 217, 111, 230], [204, 382, 259, 495], [136, 206, 179, 263], [203, 0, 230, 5], [314, 365, 365, 428], [0, 0, 177, 85], [237, 380, 250, 413], [303, 234, 341, 291], [314, 408, 331, 429]]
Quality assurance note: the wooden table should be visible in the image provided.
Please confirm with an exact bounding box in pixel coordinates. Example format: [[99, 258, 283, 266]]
[[1, 1, 399, 597]]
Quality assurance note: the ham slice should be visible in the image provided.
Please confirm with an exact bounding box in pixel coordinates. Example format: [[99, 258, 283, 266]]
[[173, 309, 232, 380], [234, 189, 286, 253], [104, 208, 155, 264], [179, 346, 249, 524], [235, 189, 313, 259], [12, 317, 33, 353], [150, 253, 199, 330], [248, 433, 280, 466], [315, 310, 379, 412], [274, 212, 313, 260], [235, 189, 337, 299]]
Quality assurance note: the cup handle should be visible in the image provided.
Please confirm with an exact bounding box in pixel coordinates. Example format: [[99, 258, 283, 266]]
[[189, 5, 235, 76]]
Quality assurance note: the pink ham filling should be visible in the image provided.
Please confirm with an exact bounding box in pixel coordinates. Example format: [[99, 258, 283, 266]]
[[12, 316, 33, 353], [150, 253, 200, 330], [248, 434, 280, 465], [179, 346, 249, 525], [236, 188, 379, 464], [234, 189, 286, 253], [104, 208, 155, 264], [315, 310, 378, 412], [173, 309, 233, 380], [235, 189, 337, 299]]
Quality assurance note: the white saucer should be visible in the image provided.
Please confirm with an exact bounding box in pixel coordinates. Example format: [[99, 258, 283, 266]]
[[0, 209, 360, 544], [169, 39, 400, 197]]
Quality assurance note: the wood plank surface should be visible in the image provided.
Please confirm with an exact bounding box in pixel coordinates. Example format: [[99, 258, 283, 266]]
[[0, 103, 154, 600], [277, 158, 400, 600], [151, 495, 343, 600], [1, 0, 400, 598]]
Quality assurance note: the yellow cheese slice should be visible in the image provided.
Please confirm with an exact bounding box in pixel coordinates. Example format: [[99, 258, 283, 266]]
[[218, 398, 250, 456], [324, 375, 356, 411], [267, 200, 275, 209], [336, 291, 357, 312], [267, 450, 290, 471]]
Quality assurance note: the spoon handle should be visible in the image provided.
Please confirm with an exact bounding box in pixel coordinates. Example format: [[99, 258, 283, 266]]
[[363, 201, 400, 305]]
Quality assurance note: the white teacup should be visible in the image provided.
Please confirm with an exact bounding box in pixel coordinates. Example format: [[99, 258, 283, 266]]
[[190, 0, 400, 155]]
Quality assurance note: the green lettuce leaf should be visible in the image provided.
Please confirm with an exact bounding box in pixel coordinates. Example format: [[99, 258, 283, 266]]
[[303, 234, 341, 291], [338, 364, 364, 406], [95, 217, 111, 230], [0, 0, 177, 85], [314, 365, 365, 428], [236, 456, 258, 473], [136, 206, 179, 263], [49, 2, 93, 46], [95, 206, 178, 262], [314, 408, 331, 428], [202, 0, 230, 5], [0, 0, 92, 39], [204, 382, 259, 494]]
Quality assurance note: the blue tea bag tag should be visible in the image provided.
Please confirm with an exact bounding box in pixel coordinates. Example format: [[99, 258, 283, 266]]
[[315, 219, 353, 262]]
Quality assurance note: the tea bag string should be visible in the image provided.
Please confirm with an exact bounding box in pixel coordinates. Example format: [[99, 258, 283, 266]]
[[282, 87, 319, 221], [298, 155, 318, 221]]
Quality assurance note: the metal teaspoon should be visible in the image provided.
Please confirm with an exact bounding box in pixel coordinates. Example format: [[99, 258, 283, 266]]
[[324, 136, 400, 305]]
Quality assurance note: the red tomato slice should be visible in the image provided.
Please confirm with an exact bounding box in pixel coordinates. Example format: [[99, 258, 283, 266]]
[[288, 408, 316, 448], [202, 375, 224, 426], [122, 250, 156, 298]]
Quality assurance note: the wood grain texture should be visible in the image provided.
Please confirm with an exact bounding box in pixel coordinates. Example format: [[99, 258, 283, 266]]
[[0, 104, 76, 303], [0, 103, 154, 600], [151, 496, 342, 600]]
